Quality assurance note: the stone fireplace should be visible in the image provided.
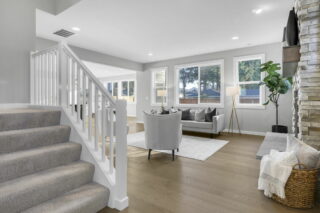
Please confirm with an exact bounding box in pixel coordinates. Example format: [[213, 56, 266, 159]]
[[294, 0, 320, 204], [294, 0, 320, 150]]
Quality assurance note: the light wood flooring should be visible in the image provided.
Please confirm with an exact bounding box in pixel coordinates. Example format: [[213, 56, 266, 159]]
[[100, 118, 319, 213]]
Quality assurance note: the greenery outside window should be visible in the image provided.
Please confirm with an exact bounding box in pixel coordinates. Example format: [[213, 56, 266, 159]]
[[175, 60, 224, 107], [233, 54, 265, 108]]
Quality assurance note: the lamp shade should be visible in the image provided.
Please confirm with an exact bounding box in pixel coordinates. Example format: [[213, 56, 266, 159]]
[[226, 86, 240, 96], [157, 89, 167, 97]]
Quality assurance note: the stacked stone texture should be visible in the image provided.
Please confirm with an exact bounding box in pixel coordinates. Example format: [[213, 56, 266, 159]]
[[295, 0, 320, 150]]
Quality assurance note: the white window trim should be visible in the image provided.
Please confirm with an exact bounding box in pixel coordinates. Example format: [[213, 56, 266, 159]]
[[174, 59, 224, 108], [233, 54, 266, 109], [150, 67, 168, 107], [120, 79, 136, 104]]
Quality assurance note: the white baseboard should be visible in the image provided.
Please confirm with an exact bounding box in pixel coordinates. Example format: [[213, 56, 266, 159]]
[[223, 129, 266, 136]]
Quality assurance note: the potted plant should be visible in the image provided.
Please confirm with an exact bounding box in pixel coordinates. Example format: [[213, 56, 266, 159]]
[[259, 61, 292, 133]]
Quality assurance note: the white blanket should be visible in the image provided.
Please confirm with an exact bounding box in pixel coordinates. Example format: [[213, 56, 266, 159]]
[[258, 150, 298, 198]]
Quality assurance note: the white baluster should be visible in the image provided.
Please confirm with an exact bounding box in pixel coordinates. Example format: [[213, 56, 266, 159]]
[[94, 87, 99, 151], [82, 73, 87, 131], [44, 53, 48, 105], [36, 56, 40, 104], [55, 51, 60, 106], [71, 60, 75, 115], [101, 96, 106, 161], [30, 53, 34, 104], [48, 52, 52, 105], [77, 66, 81, 122], [109, 108, 114, 173], [41, 54, 45, 105], [66, 57, 70, 108], [88, 79, 93, 141]]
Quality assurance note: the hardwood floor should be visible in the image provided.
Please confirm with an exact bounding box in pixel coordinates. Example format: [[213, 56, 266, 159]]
[[100, 118, 320, 213]]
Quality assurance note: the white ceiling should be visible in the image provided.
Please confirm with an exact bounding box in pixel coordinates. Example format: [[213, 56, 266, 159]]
[[83, 61, 136, 78], [37, 0, 293, 63]]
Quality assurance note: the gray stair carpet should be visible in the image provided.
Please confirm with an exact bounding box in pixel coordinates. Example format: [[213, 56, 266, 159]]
[[0, 109, 109, 213]]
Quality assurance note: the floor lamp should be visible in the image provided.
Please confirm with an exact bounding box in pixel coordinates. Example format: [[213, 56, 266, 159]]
[[226, 86, 241, 134]]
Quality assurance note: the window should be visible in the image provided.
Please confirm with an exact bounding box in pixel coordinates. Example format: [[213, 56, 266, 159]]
[[112, 82, 118, 98], [234, 54, 265, 107], [104, 80, 135, 103], [175, 60, 224, 106], [151, 68, 168, 106], [121, 80, 135, 103]]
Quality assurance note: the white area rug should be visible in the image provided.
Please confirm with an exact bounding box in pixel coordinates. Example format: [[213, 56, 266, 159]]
[[127, 132, 229, 161]]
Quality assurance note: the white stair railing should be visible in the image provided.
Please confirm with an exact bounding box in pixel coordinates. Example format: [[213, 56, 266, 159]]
[[30, 42, 128, 210]]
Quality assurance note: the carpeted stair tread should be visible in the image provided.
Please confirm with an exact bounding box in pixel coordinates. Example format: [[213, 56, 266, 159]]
[[0, 125, 71, 154], [0, 161, 94, 213], [0, 109, 61, 131], [22, 183, 109, 213], [0, 142, 81, 183]]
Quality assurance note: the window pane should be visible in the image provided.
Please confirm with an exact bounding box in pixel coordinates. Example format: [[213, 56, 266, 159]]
[[122, 81, 128, 96], [129, 81, 134, 96], [179, 67, 198, 104], [239, 84, 260, 104], [113, 82, 118, 97], [129, 81, 135, 102], [200, 65, 221, 103], [154, 88, 166, 104], [107, 83, 112, 94], [238, 59, 261, 82], [152, 70, 167, 105]]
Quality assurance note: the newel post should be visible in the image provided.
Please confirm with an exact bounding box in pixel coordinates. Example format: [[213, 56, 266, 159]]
[[115, 99, 128, 210], [58, 42, 68, 107]]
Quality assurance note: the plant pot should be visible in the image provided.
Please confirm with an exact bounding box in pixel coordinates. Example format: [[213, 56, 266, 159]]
[[272, 125, 288, 133]]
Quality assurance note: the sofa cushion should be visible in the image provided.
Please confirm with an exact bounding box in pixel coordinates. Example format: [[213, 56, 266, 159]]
[[195, 109, 205, 122], [180, 109, 191, 120], [181, 120, 212, 129], [205, 108, 216, 122]]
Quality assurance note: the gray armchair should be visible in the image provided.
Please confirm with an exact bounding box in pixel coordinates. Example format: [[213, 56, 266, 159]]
[[143, 111, 182, 161]]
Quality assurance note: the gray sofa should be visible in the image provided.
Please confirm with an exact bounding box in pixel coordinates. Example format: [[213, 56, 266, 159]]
[[181, 114, 225, 136]]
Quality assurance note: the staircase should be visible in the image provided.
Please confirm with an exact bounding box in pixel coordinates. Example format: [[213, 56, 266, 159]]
[[0, 108, 109, 213]]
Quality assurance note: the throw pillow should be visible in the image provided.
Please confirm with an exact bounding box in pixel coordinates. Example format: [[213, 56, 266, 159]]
[[190, 110, 196, 120], [205, 108, 217, 122], [287, 135, 320, 168], [195, 109, 205, 122], [181, 109, 191, 120]]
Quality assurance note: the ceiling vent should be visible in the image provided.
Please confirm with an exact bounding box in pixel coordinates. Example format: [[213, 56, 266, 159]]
[[53, 29, 75, 38]]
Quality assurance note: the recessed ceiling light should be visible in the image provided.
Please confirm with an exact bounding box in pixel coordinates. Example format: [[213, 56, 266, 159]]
[[232, 36, 239, 40], [72, 27, 81, 32], [252, 8, 263, 14], [148, 52, 153, 56]]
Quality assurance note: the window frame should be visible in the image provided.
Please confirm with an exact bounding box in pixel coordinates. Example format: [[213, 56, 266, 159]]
[[174, 59, 224, 108], [233, 54, 266, 109], [150, 67, 168, 107], [105, 79, 136, 104]]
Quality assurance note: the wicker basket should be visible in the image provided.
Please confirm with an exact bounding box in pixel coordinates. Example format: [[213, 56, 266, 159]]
[[272, 164, 318, 209]]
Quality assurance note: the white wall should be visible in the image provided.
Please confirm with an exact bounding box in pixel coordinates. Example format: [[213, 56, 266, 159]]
[[138, 42, 293, 134], [0, 0, 56, 103]]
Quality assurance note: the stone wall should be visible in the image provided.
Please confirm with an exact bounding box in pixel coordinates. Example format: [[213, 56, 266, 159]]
[[295, 0, 320, 150], [295, 0, 320, 204]]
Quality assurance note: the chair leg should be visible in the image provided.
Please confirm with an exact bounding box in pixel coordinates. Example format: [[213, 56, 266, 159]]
[[148, 149, 152, 160], [172, 150, 175, 161]]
